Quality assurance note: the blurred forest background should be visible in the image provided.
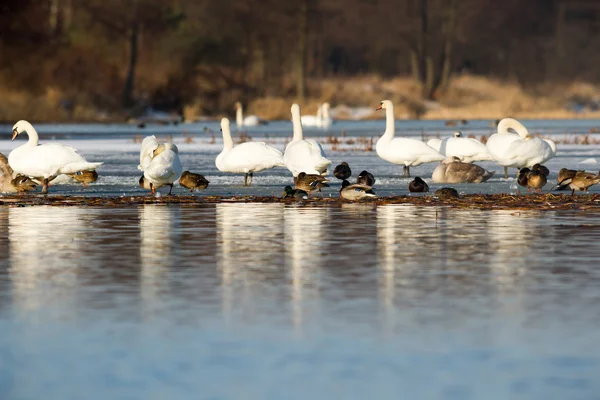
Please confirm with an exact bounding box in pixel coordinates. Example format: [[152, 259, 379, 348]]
[[2, 0, 600, 122]]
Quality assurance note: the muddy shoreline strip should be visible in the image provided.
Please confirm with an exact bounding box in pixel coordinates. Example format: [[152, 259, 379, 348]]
[[0, 193, 599, 211]]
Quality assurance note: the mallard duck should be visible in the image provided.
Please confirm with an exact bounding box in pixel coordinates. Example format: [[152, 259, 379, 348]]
[[333, 162, 351, 180], [408, 177, 429, 192], [294, 172, 329, 194], [69, 170, 98, 187], [435, 187, 459, 199], [11, 174, 37, 194], [432, 156, 494, 183], [558, 171, 600, 195], [283, 185, 308, 199], [526, 169, 547, 192], [557, 168, 577, 190], [517, 167, 530, 190], [340, 179, 376, 200], [532, 163, 550, 177], [179, 171, 209, 191], [356, 170, 376, 186]]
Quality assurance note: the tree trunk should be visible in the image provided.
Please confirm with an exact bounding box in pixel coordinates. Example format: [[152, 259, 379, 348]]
[[296, 0, 308, 101]]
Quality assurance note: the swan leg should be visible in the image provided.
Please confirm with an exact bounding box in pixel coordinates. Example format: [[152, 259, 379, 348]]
[[168, 184, 173, 195], [244, 173, 248, 186], [248, 173, 253, 187], [571, 189, 576, 196], [41, 178, 49, 194], [503, 167, 508, 179], [402, 165, 411, 177], [150, 182, 155, 195]]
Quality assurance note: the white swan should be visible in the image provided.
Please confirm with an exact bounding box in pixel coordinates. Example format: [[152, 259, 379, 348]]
[[9, 120, 103, 193], [216, 117, 284, 186], [138, 135, 182, 194], [235, 102, 266, 128], [375, 100, 444, 177], [320, 102, 332, 129], [284, 104, 332, 177], [486, 118, 556, 178], [301, 102, 333, 129], [427, 131, 493, 163]]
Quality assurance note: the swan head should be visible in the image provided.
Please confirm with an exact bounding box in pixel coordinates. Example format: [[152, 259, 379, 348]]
[[453, 131, 462, 138], [234, 102, 242, 110], [291, 103, 300, 116], [375, 100, 393, 111], [11, 120, 32, 141], [220, 117, 231, 132]]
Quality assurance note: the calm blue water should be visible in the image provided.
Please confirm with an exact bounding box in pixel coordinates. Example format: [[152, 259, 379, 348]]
[[0, 204, 599, 399]]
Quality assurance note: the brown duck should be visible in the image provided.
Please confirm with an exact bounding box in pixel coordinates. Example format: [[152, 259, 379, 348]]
[[69, 170, 98, 187], [294, 172, 329, 194], [179, 171, 210, 191]]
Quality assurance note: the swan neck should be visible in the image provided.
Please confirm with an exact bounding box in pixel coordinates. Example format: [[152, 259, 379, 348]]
[[222, 125, 234, 150], [383, 105, 395, 139], [292, 108, 304, 141], [498, 118, 529, 138], [236, 106, 243, 127], [322, 105, 329, 120], [24, 123, 39, 145]]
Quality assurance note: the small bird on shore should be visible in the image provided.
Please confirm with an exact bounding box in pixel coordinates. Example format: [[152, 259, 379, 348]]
[[294, 172, 329, 194], [356, 170, 376, 186], [69, 170, 98, 188], [11, 174, 37, 194], [333, 162, 352, 180], [556, 168, 577, 190], [558, 170, 600, 195], [532, 163, 550, 178], [340, 179, 376, 200], [408, 177, 429, 192], [179, 171, 209, 192], [517, 167, 530, 191], [435, 187, 459, 199], [526, 169, 547, 193], [283, 185, 308, 199]]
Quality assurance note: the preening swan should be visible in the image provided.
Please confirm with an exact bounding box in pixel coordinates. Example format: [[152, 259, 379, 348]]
[[426, 131, 493, 163], [486, 118, 556, 178], [216, 117, 284, 186], [375, 100, 444, 177], [284, 103, 332, 177], [137, 135, 182, 195], [9, 120, 103, 193], [235, 102, 266, 128]]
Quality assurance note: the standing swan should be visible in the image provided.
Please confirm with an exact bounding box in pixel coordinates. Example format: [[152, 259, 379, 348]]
[[284, 104, 332, 177], [216, 118, 284, 186], [9, 120, 103, 194], [486, 118, 556, 178], [375, 100, 444, 177], [235, 102, 265, 128]]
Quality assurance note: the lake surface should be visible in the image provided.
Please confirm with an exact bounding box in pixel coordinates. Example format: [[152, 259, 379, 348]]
[[0, 203, 599, 399]]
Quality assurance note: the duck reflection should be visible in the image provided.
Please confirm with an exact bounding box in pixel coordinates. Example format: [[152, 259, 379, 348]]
[[8, 206, 89, 312], [139, 204, 180, 318], [284, 206, 328, 331], [216, 203, 285, 323]]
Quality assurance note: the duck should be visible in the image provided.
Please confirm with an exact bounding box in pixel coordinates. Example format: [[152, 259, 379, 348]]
[[408, 177, 429, 192], [375, 100, 444, 177], [283, 185, 308, 199], [333, 162, 352, 180], [340, 179, 376, 200], [426, 131, 493, 163], [526, 169, 547, 192], [235, 102, 266, 128], [556, 168, 578, 190], [532, 163, 550, 178], [294, 172, 330, 194], [216, 118, 284, 186], [9, 120, 103, 193], [179, 171, 210, 191], [485, 117, 556, 178], [137, 135, 182, 195], [69, 170, 98, 187], [557, 171, 600, 195], [435, 187, 459, 199], [432, 157, 495, 183], [356, 170, 376, 186], [284, 103, 331, 177], [0, 152, 37, 193], [517, 167, 530, 190]]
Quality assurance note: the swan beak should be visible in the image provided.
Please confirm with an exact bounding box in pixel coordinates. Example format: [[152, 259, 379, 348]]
[[375, 104, 383, 111], [11, 129, 18, 141]]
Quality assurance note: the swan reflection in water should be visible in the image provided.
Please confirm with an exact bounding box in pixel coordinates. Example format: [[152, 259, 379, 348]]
[[216, 203, 285, 324], [284, 206, 327, 331], [139, 204, 180, 318], [8, 206, 90, 312]]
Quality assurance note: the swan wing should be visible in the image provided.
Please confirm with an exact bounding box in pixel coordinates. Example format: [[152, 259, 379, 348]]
[[221, 142, 284, 173], [485, 132, 520, 161], [301, 115, 319, 127], [378, 138, 444, 166], [284, 139, 331, 176], [426, 138, 442, 152], [442, 138, 493, 161], [138, 135, 159, 171], [144, 150, 182, 184]]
